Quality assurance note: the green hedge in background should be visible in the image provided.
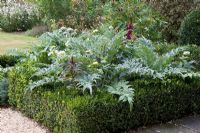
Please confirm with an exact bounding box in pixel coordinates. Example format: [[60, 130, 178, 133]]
[[146, 0, 200, 43], [8, 64, 200, 133], [179, 8, 200, 45]]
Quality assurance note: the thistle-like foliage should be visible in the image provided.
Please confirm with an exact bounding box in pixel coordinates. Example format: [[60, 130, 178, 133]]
[[107, 80, 134, 111], [116, 59, 161, 79], [15, 25, 200, 110], [64, 27, 126, 64], [27, 25, 126, 92], [115, 38, 199, 80], [28, 76, 56, 91], [133, 41, 186, 72], [76, 73, 101, 94], [33, 63, 63, 77], [39, 27, 75, 50]]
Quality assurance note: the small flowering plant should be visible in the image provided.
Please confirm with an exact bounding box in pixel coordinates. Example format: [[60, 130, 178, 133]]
[[0, 0, 40, 32]]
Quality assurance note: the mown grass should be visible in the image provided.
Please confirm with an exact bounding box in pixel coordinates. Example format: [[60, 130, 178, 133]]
[[0, 32, 36, 54]]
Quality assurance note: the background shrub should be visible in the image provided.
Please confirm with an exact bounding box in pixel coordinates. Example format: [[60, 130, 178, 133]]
[[106, 1, 165, 41], [0, 1, 40, 32], [179, 8, 200, 45], [35, 0, 71, 21], [145, 0, 200, 43], [26, 25, 49, 37], [35, 0, 106, 30], [65, 0, 105, 29]]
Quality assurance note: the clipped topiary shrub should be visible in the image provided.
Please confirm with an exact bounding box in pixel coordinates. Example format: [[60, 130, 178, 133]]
[[179, 8, 200, 45]]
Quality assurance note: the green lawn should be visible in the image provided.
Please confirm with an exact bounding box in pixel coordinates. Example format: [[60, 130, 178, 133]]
[[0, 32, 36, 54]]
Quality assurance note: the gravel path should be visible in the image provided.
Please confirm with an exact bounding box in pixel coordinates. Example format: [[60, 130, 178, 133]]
[[0, 108, 50, 133]]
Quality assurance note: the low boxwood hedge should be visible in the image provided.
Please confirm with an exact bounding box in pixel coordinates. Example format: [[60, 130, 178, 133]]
[[0, 78, 8, 106], [8, 65, 200, 133], [0, 55, 18, 106], [0, 55, 18, 68]]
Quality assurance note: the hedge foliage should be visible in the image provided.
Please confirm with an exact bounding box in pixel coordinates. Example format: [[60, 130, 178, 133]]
[[145, 0, 200, 43], [0, 55, 18, 68], [35, 0, 106, 30], [8, 63, 200, 133], [0, 78, 8, 106], [0, 55, 18, 106], [179, 8, 200, 45], [187, 45, 200, 70]]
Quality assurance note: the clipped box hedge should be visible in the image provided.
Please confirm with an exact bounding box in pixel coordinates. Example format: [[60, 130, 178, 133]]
[[0, 78, 8, 106], [0, 55, 18, 106], [8, 65, 200, 133], [0, 55, 18, 68]]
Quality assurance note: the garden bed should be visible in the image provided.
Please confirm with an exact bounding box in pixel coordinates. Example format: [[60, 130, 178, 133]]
[[4, 25, 200, 133], [1, 1, 200, 132], [8, 66, 200, 132]]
